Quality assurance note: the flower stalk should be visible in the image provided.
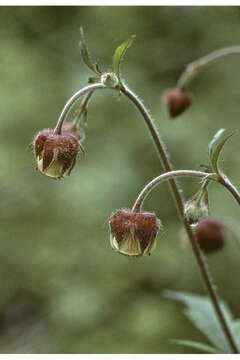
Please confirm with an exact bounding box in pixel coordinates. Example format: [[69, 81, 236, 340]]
[[54, 83, 106, 135], [118, 83, 238, 354], [177, 46, 240, 89], [52, 80, 239, 353]]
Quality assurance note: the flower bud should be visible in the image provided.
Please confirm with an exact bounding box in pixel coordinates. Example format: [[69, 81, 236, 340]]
[[181, 219, 224, 254], [33, 129, 83, 179], [163, 88, 191, 118], [62, 122, 86, 142], [184, 199, 208, 224], [109, 209, 161, 256], [184, 185, 209, 224], [101, 72, 119, 88]]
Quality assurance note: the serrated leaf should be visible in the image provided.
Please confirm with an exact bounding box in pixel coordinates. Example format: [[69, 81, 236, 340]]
[[79, 27, 101, 76], [171, 339, 221, 354], [113, 35, 136, 83], [164, 290, 234, 353], [208, 128, 237, 174]]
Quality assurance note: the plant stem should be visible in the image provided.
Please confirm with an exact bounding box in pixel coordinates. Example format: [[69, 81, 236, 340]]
[[218, 174, 240, 206], [132, 170, 212, 212], [120, 84, 185, 217], [54, 83, 106, 135], [55, 82, 239, 352], [73, 90, 94, 129], [120, 84, 238, 354], [177, 46, 240, 89]]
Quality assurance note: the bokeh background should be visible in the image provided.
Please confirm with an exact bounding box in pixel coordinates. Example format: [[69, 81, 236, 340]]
[[0, 5, 240, 354]]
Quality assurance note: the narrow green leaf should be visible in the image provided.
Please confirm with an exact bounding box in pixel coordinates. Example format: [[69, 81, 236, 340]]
[[232, 320, 240, 349], [79, 27, 101, 75], [208, 128, 225, 160], [208, 129, 237, 174], [171, 339, 221, 354], [164, 290, 234, 353], [113, 35, 136, 82]]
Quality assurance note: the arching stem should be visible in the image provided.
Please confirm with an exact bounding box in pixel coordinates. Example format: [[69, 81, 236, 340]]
[[53, 83, 106, 135], [132, 170, 212, 212], [177, 46, 240, 89], [55, 82, 239, 353], [119, 83, 238, 354], [72, 90, 94, 129]]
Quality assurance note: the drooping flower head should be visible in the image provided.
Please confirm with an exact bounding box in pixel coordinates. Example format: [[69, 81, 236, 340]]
[[163, 88, 191, 118], [109, 209, 161, 256], [181, 218, 224, 254], [193, 218, 224, 254], [33, 129, 84, 179]]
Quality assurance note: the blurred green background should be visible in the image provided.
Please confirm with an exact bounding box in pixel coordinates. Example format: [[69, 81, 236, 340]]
[[0, 5, 240, 354]]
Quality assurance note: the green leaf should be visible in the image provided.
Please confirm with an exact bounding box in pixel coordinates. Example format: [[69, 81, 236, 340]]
[[232, 320, 240, 349], [79, 27, 101, 76], [208, 128, 237, 174], [164, 290, 234, 353], [171, 339, 221, 354], [113, 35, 136, 82]]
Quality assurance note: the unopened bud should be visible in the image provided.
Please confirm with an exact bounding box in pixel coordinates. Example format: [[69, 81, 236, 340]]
[[109, 209, 161, 257], [33, 129, 83, 179], [163, 88, 191, 118], [101, 72, 119, 88], [181, 218, 224, 254], [184, 201, 208, 224], [184, 186, 209, 224]]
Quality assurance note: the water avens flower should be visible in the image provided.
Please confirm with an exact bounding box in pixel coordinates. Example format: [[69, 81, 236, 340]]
[[109, 209, 161, 256], [163, 88, 191, 118], [182, 218, 224, 254], [33, 129, 83, 179]]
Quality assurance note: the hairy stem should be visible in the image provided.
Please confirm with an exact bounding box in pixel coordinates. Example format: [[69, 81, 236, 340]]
[[132, 170, 212, 212], [73, 90, 94, 129], [120, 84, 185, 216], [119, 84, 238, 354], [54, 83, 106, 135], [219, 174, 240, 206], [55, 82, 239, 353], [177, 46, 240, 89]]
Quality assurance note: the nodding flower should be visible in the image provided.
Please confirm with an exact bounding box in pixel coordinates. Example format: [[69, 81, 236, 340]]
[[182, 218, 224, 254], [163, 88, 191, 118], [109, 209, 161, 257], [33, 129, 84, 179]]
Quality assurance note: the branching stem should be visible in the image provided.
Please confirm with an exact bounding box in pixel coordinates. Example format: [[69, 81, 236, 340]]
[[55, 82, 239, 353], [54, 83, 106, 135], [177, 46, 240, 89], [119, 83, 238, 354], [72, 90, 94, 129], [132, 170, 212, 212]]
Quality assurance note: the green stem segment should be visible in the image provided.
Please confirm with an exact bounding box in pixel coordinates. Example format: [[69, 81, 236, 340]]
[[177, 46, 240, 89], [120, 84, 238, 354]]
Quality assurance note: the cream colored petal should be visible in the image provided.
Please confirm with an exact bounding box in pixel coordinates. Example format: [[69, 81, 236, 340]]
[[37, 156, 63, 178], [143, 235, 157, 256], [110, 234, 119, 250], [119, 234, 142, 256]]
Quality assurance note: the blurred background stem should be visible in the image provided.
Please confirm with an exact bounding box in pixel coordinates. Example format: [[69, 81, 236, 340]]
[[177, 46, 240, 89]]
